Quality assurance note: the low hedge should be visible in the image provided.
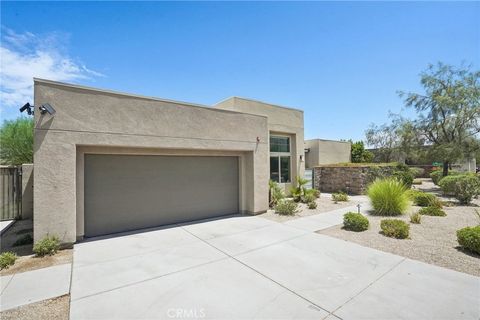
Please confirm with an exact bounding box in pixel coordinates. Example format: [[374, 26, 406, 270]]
[[380, 219, 410, 239], [457, 226, 480, 255], [418, 206, 446, 217], [343, 212, 369, 231]]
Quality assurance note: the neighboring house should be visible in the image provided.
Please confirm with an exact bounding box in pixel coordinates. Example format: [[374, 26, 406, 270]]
[[33, 79, 305, 243], [304, 139, 351, 169]]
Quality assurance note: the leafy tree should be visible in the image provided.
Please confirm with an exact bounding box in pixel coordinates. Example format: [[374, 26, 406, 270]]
[[399, 63, 480, 176], [365, 122, 399, 163], [350, 140, 374, 163], [0, 117, 34, 165]]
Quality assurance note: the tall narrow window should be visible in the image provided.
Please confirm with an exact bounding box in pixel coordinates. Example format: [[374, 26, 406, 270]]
[[269, 135, 291, 183]]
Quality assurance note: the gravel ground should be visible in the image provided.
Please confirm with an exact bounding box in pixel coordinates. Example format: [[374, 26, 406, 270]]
[[260, 194, 364, 223], [319, 180, 480, 276], [0, 295, 70, 320]]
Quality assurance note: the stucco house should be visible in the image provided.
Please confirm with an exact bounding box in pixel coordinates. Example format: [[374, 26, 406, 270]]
[[304, 139, 351, 169], [33, 79, 305, 243]]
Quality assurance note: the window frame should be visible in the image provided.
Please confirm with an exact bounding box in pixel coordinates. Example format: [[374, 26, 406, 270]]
[[269, 134, 292, 184]]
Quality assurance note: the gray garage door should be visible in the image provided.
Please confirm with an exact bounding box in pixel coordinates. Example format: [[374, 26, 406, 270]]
[[84, 154, 239, 237]]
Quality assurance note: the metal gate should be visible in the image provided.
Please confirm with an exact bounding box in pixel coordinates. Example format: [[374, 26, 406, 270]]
[[0, 166, 22, 221]]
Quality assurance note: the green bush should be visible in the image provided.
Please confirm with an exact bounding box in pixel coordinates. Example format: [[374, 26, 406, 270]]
[[13, 234, 33, 246], [418, 206, 446, 217], [410, 191, 442, 208], [0, 252, 17, 270], [343, 212, 369, 231], [275, 200, 298, 215], [303, 193, 316, 204], [305, 188, 320, 199], [380, 219, 410, 239], [430, 169, 461, 185], [308, 201, 317, 209], [430, 170, 443, 185], [410, 212, 421, 224], [33, 235, 60, 257], [392, 167, 414, 188], [367, 179, 409, 216], [332, 191, 349, 202], [457, 226, 480, 255], [410, 167, 425, 178], [452, 174, 480, 204], [268, 180, 285, 208], [438, 175, 463, 196]]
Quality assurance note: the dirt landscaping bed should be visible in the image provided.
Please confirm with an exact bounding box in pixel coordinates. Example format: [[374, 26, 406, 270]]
[[260, 194, 363, 223], [0, 294, 70, 320], [319, 180, 480, 277], [0, 219, 73, 276]]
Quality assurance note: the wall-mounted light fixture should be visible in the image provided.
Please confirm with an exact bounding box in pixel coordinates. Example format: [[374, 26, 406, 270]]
[[39, 103, 56, 115], [300, 155, 304, 162], [256, 137, 260, 143]]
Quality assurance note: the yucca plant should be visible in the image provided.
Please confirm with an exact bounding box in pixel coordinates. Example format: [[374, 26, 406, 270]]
[[268, 180, 285, 208], [367, 178, 409, 216]]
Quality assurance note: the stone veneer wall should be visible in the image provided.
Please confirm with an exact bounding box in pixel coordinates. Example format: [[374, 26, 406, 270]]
[[313, 165, 396, 195]]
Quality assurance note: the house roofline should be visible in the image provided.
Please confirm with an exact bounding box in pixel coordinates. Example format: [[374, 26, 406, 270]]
[[33, 78, 268, 119]]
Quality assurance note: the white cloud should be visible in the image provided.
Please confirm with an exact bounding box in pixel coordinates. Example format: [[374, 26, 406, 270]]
[[0, 28, 103, 116]]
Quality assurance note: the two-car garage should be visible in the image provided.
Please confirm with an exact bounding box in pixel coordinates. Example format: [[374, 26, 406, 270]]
[[84, 154, 239, 238]]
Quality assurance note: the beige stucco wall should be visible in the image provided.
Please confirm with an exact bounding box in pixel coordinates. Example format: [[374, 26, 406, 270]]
[[21, 164, 34, 219], [34, 79, 269, 243], [215, 97, 305, 191], [305, 139, 351, 168]]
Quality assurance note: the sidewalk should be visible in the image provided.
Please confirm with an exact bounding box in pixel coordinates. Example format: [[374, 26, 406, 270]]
[[0, 263, 71, 311]]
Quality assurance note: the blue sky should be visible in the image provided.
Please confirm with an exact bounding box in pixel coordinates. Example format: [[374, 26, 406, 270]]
[[1, 1, 478, 141]]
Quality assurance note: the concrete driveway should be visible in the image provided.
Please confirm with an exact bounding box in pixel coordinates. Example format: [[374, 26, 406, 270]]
[[70, 214, 480, 320]]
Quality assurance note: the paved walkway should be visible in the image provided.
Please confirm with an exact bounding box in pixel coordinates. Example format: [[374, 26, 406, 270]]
[[69, 203, 479, 320], [0, 263, 71, 311]]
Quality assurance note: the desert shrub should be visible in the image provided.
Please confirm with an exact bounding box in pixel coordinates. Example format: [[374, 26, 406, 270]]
[[430, 170, 443, 185], [304, 188, 320, 199], [308, 201, 317, 209], [438, 175, 463, 196], [332, 191, 349, 202], [343, 212, 369, 231], [303, 193, 316, 204], [33, 235, 60, 257], [275, 200, 298, 215], [13, 234, 33, 246], [452, 174, 480, 204], [418, 206, 446, 217], [367, 179, 409, 216], [412, 179, 422, 185], [456, 226, 480, 255], [410, 212, 421, 224], [289, 176, 309, 202], [392, 166, 414, 188], [380, 219, 410, 239], [411, 191, 442, 208], [430, 169, 461, 185], [0, 252, 17, 270], [410, 167, 425, 178], [268, 180, 285, 208]]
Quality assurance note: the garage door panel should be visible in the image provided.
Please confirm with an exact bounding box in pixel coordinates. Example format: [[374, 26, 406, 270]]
[[85, 155, 239, 237]]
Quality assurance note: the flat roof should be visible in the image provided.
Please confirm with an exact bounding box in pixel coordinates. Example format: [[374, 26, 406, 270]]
[[33, 78, 268, 119], [305, 138, 351, 144], [216, 96, 304, 113]]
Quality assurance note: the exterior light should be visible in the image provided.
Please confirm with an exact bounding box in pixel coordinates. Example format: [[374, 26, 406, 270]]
[[39, 103, 56, 115], [357, 203, 361, 214]]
